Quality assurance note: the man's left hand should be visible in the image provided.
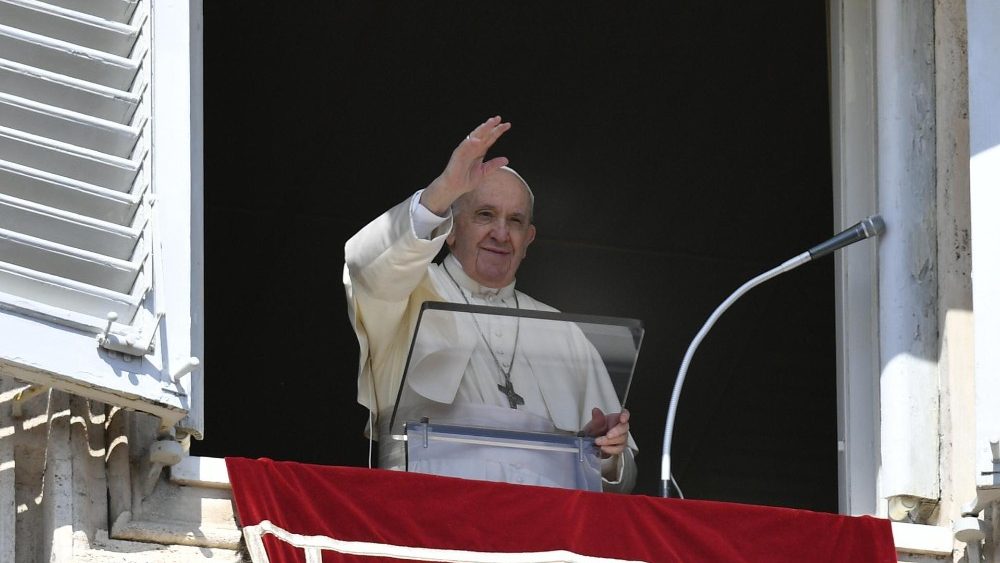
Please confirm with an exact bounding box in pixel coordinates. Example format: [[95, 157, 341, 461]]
[[583, 407, 630, 457]]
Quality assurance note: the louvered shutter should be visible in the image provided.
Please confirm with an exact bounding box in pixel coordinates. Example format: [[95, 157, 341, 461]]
[[0, 0, 203, 437]]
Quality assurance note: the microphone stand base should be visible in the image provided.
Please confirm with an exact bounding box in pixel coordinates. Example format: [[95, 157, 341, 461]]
[[661, 479, 679, 498]]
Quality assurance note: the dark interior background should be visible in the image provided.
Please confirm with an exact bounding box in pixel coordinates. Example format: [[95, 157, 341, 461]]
[[195, 2, 837, 511]]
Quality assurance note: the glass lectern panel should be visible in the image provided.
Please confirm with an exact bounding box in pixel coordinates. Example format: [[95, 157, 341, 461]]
[[405, 421, 604, 491], [386, 301, 643, 490]]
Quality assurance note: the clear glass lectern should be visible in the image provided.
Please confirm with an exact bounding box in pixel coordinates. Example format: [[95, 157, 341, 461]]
[[386, 301, 643, 491]]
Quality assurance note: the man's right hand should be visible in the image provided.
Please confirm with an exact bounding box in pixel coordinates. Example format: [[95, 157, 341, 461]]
[[419, 116, 512, 215]]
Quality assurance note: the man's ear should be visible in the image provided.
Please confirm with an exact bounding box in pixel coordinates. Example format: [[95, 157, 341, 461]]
[[524, 225, 536, 254]]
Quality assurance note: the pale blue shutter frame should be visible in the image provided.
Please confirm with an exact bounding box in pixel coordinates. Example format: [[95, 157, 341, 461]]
[[0, 0, 203, 438]]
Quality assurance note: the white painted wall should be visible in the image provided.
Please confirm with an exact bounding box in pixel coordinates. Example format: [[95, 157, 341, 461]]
[[875, 0, 941, 503], [967, 0, 1000, 489]]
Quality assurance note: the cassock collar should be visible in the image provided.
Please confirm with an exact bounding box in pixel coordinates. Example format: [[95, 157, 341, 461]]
[[443, 254, 516, 302]]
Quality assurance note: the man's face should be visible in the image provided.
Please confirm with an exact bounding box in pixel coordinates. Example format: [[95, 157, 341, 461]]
[[447, 170, 536, 288]]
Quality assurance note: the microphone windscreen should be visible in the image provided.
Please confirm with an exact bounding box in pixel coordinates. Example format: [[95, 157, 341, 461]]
[[863, 215, 886, 237]]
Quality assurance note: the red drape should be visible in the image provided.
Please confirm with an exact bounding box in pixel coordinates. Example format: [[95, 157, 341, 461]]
[[226, 457, 896, 563]]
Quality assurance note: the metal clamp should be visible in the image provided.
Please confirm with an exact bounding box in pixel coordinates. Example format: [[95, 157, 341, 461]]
[[97, 312, 153, 357]]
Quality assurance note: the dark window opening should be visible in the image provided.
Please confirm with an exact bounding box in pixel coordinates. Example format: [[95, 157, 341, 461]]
[[197, 1, 836, 511]]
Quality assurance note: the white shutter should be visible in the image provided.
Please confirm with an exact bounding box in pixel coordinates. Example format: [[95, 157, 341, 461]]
[[0, 0, 203, 436]]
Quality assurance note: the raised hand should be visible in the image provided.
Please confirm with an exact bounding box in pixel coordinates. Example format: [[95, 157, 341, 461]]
[[420, 116, 512, 215]]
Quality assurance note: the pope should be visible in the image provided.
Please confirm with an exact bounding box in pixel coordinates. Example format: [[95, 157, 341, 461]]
[[344, 116, 637, 491]]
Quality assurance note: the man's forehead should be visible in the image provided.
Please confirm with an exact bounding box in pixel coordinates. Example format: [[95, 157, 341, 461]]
[[468, 193, 531, 215], [474, 173, 532, 210]]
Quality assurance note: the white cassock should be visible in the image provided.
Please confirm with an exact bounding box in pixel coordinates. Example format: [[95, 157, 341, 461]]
[[344, 192, 637, 492]]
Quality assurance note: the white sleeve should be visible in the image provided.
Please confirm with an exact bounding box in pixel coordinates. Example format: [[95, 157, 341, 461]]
[[409, 189, 452, 240], [600, 448, 637, 493]]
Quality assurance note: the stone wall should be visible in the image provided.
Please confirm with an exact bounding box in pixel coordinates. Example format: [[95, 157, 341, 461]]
[[0, 379, 241, 562]]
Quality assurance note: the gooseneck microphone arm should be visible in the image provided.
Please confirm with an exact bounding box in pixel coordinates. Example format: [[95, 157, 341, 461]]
[[659, 252, 810, 497], [660, 215, 885, 498]]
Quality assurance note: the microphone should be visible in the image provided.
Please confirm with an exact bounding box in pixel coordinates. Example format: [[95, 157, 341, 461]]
[[661, 215, 885, 498], [807, 215, 886, 260]]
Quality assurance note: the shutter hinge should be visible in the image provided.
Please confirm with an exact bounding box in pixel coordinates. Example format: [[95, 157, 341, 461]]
[[96, 311, 161, 358]]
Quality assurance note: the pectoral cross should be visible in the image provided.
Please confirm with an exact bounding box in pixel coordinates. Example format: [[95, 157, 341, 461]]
[[498, 379, 525, 409]]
